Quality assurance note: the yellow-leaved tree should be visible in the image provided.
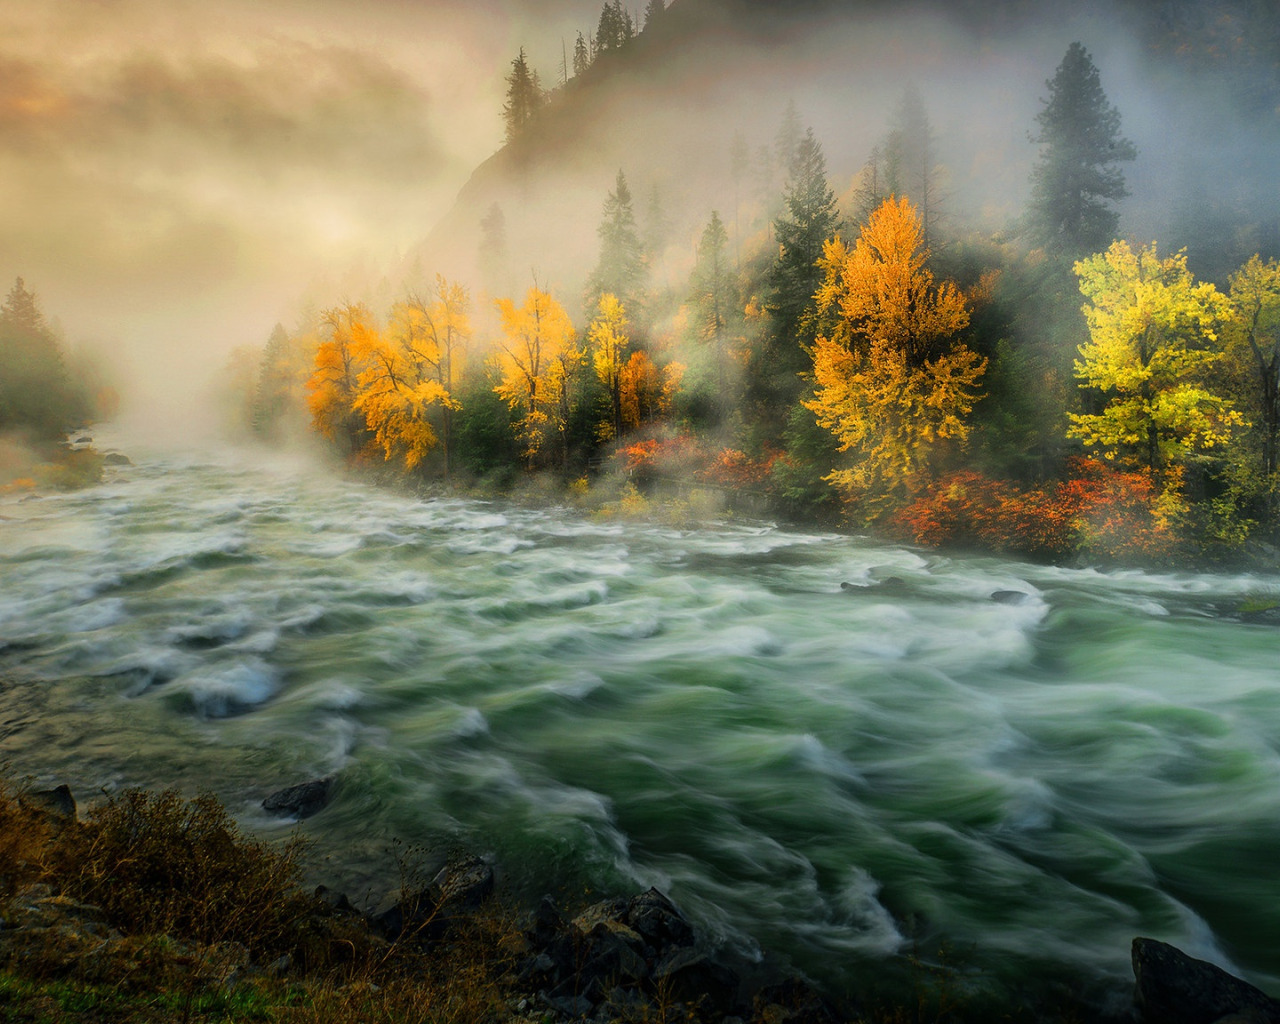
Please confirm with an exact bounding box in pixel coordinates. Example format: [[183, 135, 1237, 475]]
[[307, 303, 376, 454], [1069, 241, 1239, 487], [1225, 255, 1280, 518], [805, 196, 985, 519], [352, 278, 470, 473], [588, 293, 630, 441], [493, 285, 580, 468]]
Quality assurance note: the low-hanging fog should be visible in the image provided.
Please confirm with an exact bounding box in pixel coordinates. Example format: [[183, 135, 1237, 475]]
[[3, 0, 1277, 436]]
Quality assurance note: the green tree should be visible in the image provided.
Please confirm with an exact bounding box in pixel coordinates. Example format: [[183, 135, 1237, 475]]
[[690, 211, 734, 391], [572, 31, 592, 77], [763, 128, 838, 372], [0, 277, 86, 438], [586, 170, 647, 321], [502, 48, 544, 144], [642, 0, 665, 30], [1070, 241, 1239, 486], [881, 86, 943, 248], [774, 100, 804, 184], [1028, 42, 1136, 258], [595, 1, 635, 54], [478, 202, 511, 298]]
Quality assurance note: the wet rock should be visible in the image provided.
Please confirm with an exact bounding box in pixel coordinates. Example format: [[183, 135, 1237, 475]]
[[624, 887, 695, 949], [313, 885, 358, 915], [432, 856, 494, 913], [24, 784, 76, 827], [262, 777, 332, 819], [529, 894, 566, 947], [655, 945, 740, 1012], [1132, 937, 1280, 1024], [103, 452, 132, 466], [991, 590, 1030, 605], [752, 978, 842, 1024], [373, 856, 494, 942]]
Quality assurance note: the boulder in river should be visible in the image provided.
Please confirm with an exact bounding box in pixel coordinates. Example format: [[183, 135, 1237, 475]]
[[261, 777, 333, 819], [1132, 937, 1280, 1024], [991, 590, 1030, 605]]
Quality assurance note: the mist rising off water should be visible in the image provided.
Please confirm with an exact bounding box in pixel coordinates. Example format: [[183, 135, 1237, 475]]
[[3, 439, 1280, 1002]]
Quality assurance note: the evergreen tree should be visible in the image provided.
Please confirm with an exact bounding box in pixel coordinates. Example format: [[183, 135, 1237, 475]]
[[586, 170, 647, 322], [1, 277, 44, 334], [251, 323, 293, 440], [749, 128, 839, 422], [768, 129, 839, 356], [730, 131, 749, 267], [1028, 42, 1136, 258], [774, 100, 804, 183], [882, 86, 943, 248], [572, 31, 592, 77], [502, 48, 544, 144], [0, 277, 85, 438], [478, 202, 511, 297], [595, 1, 635, 54], [642, 0, 665, 30], [690, 211, 734, 397]]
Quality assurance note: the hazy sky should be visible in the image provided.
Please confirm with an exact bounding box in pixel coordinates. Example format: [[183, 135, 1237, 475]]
[[1, 0, 601, 418]]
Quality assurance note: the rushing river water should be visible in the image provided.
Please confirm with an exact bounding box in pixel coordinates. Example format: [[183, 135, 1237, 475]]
[[3, 433, 1280, 1008]]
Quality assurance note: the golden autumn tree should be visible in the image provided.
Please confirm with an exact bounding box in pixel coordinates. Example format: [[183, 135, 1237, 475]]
[[588, 293, 631, 441], [307, 303, 375, 454], [493, 285, 580, 468], [805, 196, 985, 518], [619, 350, 684, 432], [352, 281, 470, 473], [354, 277, 471, 474]]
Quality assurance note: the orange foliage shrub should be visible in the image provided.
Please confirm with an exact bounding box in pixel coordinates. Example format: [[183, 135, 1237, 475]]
[[697, 447, 781, 490], [895, 458, 1180, 563], [617, 434, 705, 481]]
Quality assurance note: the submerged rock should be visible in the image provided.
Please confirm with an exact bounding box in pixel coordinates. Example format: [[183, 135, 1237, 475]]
[[991, 590, 1030, 605], [103, 452, 132, 466], [1132, 937, 1280, 1024], [261, 777, 332, 819]]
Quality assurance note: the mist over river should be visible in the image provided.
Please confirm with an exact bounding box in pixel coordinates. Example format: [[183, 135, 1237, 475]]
[[3, 433, 1280, 1007]]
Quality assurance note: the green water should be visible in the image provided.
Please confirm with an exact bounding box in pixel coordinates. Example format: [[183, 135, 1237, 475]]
[[2, 435, 1279, 1008]]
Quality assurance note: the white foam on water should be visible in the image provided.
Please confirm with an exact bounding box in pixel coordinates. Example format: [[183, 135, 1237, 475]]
[[172, 659, 279, 717]]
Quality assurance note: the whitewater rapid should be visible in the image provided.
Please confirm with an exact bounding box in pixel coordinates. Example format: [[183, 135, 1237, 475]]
[[2, 435, 1279, 1004]]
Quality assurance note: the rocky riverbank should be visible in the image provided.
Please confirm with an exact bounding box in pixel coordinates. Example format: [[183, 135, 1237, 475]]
[[4, 778, 1278, 1024]]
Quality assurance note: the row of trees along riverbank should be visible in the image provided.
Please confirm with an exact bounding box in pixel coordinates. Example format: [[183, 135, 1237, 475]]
[[228, 42, 1280, 568]]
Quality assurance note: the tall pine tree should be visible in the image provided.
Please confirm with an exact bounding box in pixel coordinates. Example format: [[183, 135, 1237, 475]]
[[586, 170, 647, 323], [1027, 42, 1136, 258], [502, 48, 544, 144], [749, 128, 839, 423]]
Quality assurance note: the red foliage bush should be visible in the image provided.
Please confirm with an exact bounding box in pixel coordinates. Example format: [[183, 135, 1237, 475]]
[[894, 459, 1180, 563]]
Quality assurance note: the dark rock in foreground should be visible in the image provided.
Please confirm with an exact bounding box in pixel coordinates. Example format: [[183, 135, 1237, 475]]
[[24, 784, 77, 826], [1133, 937, 1280, 1024], [262, 778, 332, 819]]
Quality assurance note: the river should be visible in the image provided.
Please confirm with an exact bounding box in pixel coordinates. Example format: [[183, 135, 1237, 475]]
[[2, 432, 1279, 1009]]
